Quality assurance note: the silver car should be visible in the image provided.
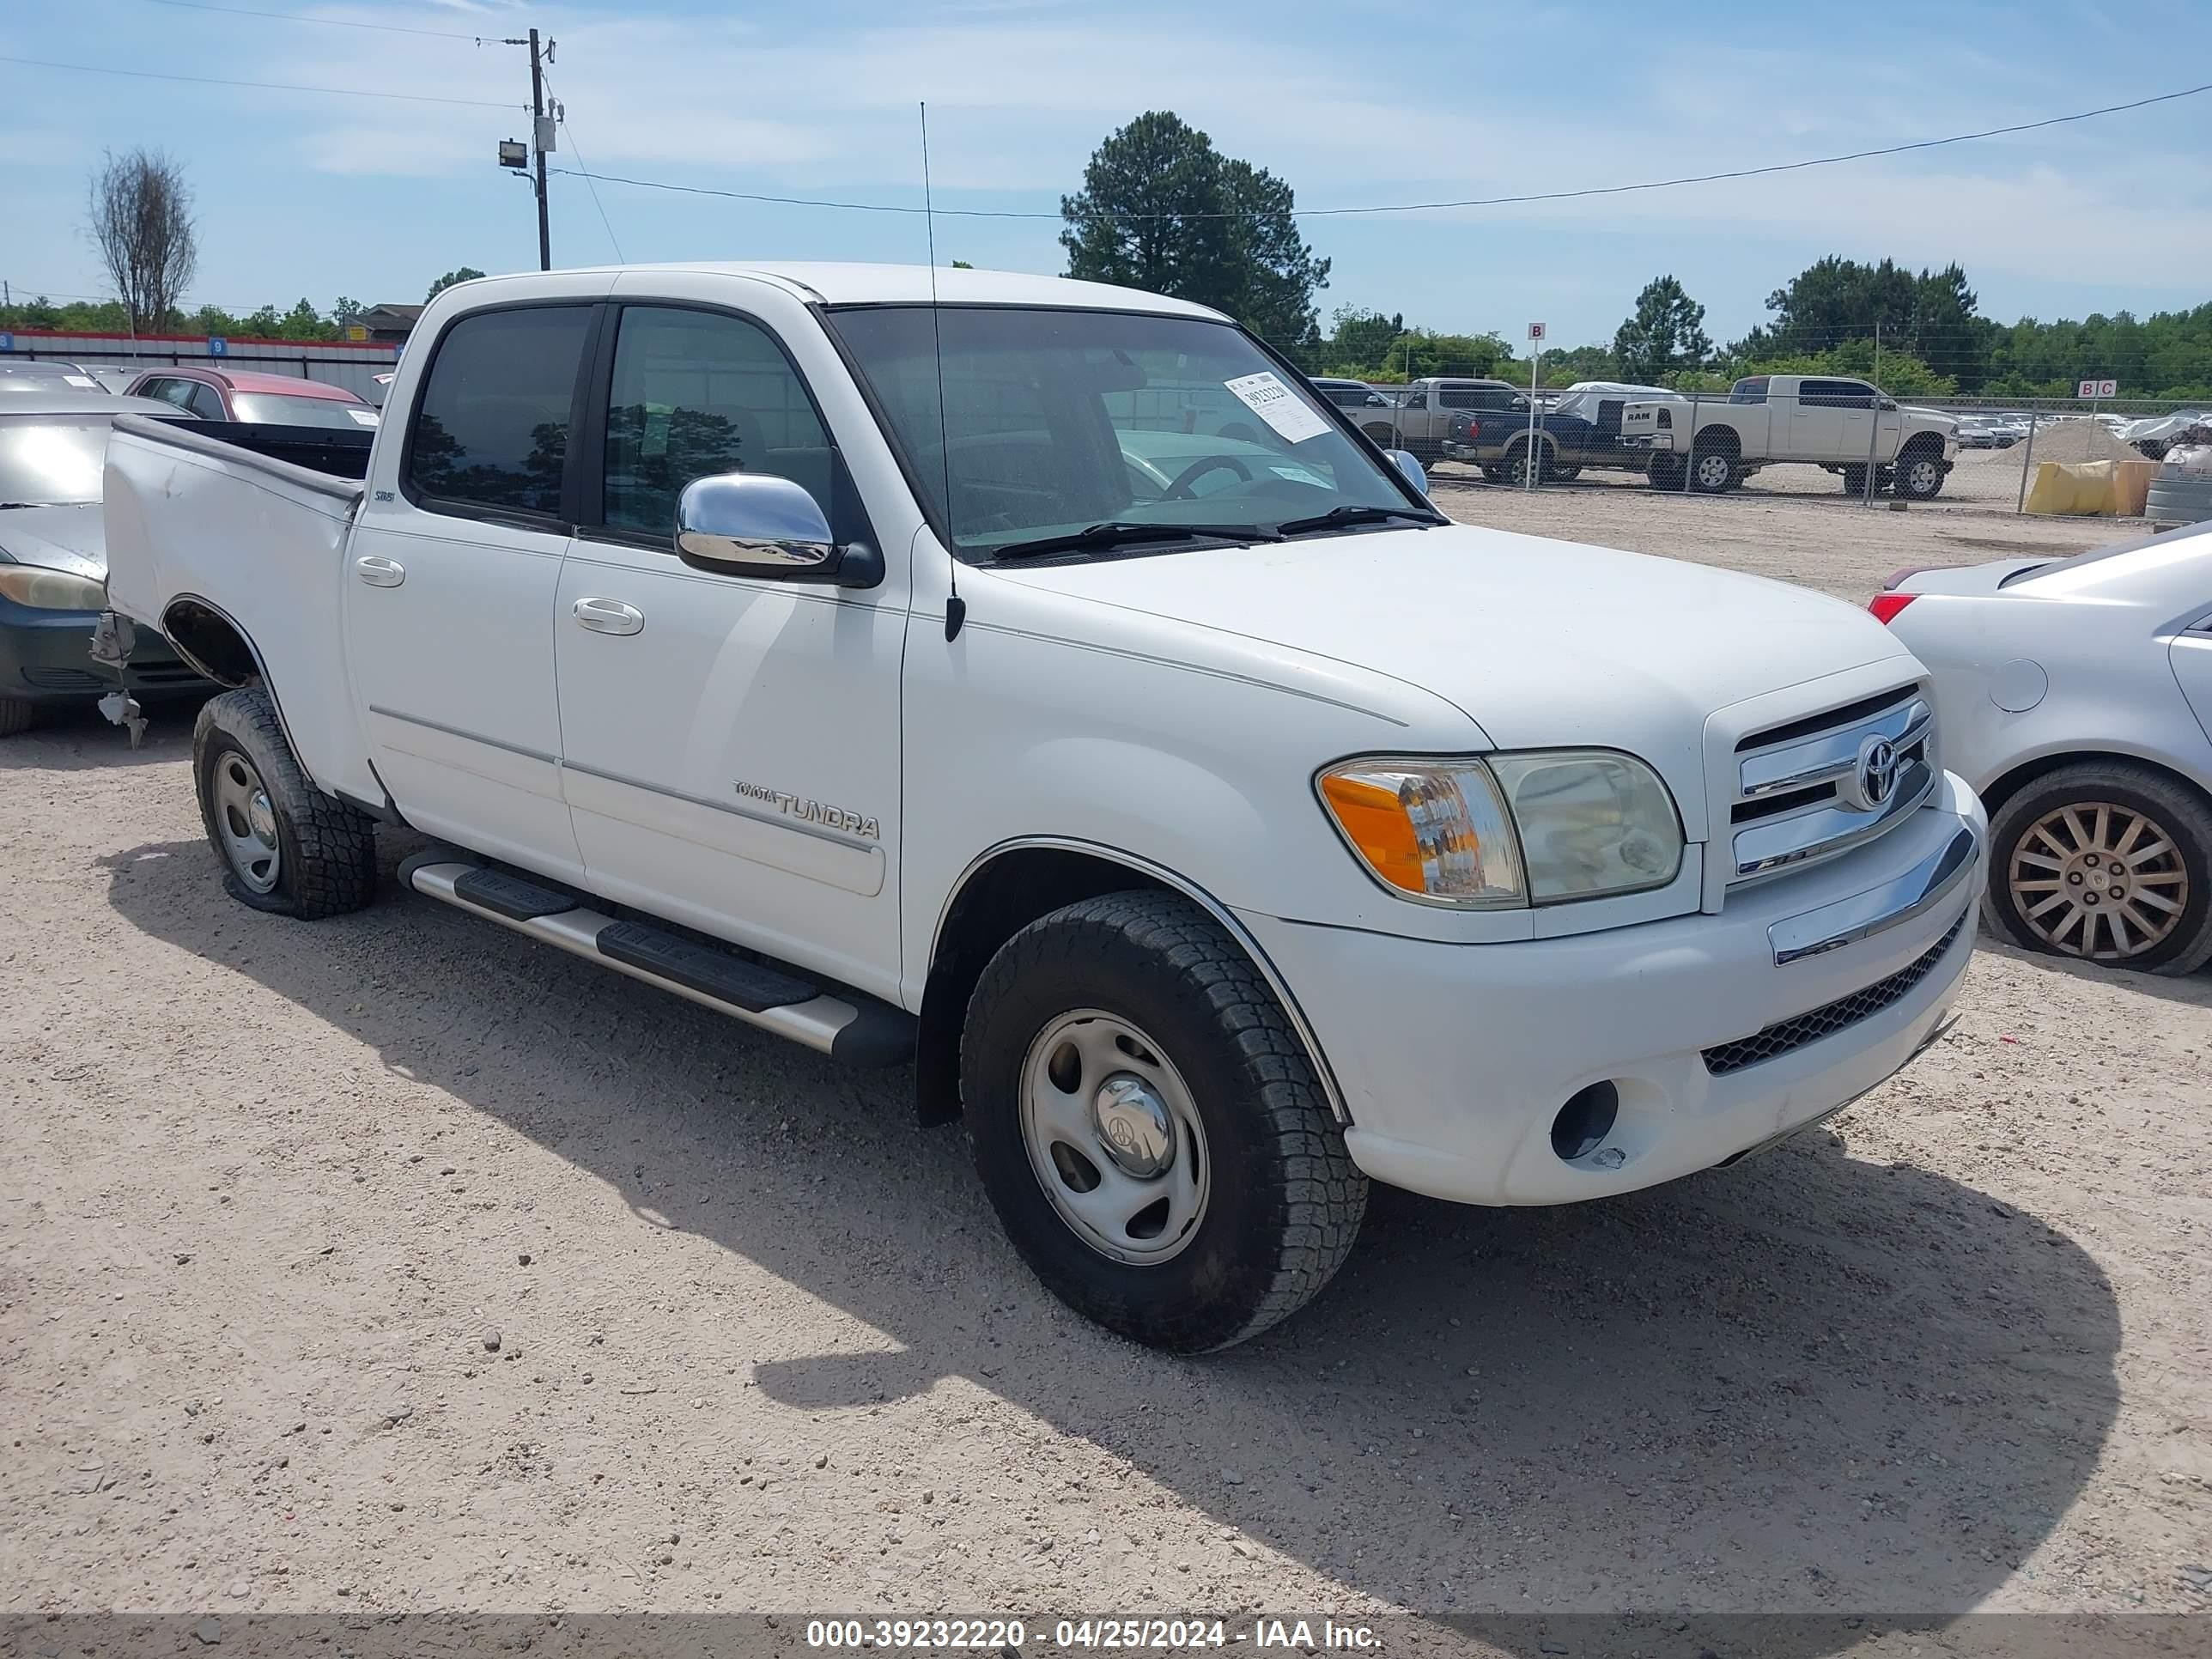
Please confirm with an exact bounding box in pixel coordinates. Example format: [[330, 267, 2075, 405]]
[[1873, 522, 2212, 974]]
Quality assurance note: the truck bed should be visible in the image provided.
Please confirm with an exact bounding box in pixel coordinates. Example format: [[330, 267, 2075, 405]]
[[102, 413, 381, 807]]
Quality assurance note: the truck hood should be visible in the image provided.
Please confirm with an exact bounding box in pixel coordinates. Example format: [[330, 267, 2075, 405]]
[[0, 501, 106, 581], [990, 522, 1916, 830]]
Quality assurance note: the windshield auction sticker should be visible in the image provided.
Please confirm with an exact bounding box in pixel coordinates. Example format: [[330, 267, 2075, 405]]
[[1224, 372, 1330, 444]]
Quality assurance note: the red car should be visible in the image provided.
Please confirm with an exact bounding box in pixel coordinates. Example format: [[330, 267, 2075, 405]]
[[124, 366, 380, 431]]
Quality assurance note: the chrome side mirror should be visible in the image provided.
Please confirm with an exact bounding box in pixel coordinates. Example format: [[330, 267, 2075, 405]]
[[1386, 449, 1429, 497], [677, 471, 834, 571]]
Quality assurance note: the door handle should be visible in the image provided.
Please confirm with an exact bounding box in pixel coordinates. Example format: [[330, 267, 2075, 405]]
[[573, 597, 645, 636], [355, 555, 405, 587]]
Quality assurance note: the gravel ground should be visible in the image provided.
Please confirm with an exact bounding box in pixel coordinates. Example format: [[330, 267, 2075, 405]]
[[3, 483, 2209, 1649]]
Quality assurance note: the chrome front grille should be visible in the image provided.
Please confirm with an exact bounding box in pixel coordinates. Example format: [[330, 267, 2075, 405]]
[[1727, 685, 1935, 884]]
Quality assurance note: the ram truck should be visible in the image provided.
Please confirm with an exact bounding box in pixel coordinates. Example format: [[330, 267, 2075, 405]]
[[100, 263, 1984, 1352], [1621, 374, 1960, 498]]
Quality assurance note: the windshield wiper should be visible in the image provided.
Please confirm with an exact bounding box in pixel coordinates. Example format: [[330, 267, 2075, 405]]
[[1271, 503, 1445, 538], [988, 520, 1285, 562]]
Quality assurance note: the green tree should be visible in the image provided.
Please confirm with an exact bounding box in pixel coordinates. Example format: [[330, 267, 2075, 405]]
[[1613, 275, 1712, 381], [1060, 112, 1328, 344], [1325, 307, 1403, 372], [425, 267, 487, 302]]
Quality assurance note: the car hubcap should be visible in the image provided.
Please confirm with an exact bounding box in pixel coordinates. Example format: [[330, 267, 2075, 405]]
[[1698, 455, 1729, 488], [2009, 802, 2188, 961], [213, 751, 282, 894], [1907, 460, 1937, 492], [1020, 1010, 1209, 1266]]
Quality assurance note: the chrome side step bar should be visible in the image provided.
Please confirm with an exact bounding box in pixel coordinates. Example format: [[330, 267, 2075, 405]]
[[398, 853, 914, 1066]]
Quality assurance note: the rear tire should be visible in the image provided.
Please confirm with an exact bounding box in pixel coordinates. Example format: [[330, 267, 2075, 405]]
[[960, 890, 1366, 1352], [193, 687, 378, 919], [0, 696, 40, 737], [1502, 441, 1549, 487], [1688, 446, 1738, 494], [1982, 761, 2212, 975]]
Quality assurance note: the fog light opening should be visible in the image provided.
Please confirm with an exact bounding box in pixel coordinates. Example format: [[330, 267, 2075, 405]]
[[1551, 1081, 1620, 1164]]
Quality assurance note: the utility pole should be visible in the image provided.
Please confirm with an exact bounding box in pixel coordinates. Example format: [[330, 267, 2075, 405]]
[[497, 31, 555, 270], [528, 28, 550, 271]]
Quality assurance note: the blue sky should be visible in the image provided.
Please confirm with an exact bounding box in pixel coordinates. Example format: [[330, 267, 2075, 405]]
[[3, 0, 2208, 347]]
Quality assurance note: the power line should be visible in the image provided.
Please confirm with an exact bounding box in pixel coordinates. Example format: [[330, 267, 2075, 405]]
[[541, 72, 624, 264], [124, 0, 495, 40], [0, 52, 521, 108], [554, 79, 2212, 223]]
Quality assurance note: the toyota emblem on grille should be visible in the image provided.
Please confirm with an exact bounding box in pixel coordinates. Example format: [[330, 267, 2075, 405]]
[[1849, 736, 1900, 810]]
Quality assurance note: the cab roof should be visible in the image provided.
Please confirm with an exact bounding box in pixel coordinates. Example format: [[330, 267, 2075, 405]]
[[453, 261, 1232, 320]]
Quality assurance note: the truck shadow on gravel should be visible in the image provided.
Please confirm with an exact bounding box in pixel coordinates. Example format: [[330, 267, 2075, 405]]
[[103, 835, 2121, 1643]]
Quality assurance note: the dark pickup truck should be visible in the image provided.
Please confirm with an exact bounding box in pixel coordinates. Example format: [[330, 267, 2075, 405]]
[[1441, 383, 1682, 484]]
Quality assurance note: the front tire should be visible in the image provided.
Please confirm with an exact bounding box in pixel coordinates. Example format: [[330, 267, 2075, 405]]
[[1893, 448, 1947, 500], [193, 687, 378, 918], [0, 696, 40, 737], [1983, 762, 2212, 975], [960, 890, 1366, 1352]]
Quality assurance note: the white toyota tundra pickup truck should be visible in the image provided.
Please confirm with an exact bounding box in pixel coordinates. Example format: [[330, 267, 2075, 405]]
[[99, 263, 1985, 1352]]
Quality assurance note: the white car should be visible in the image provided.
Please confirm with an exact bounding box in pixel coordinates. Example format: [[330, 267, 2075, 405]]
[[1875, 522, 2212, 975], [99, 261, 1984, 1351]]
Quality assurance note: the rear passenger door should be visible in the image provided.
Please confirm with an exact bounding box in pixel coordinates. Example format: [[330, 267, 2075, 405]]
[[344, 295, 604, 880], [1787, 380, 1854, 460], [550, 289, 908, 1000]]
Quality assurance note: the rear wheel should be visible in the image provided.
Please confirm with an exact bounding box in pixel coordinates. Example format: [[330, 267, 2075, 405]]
[[1689, 446, 1738, 494], [961, 890, 1366, 1352], [1502, 441, 1549, 486], [193, 687, 379, 918], [1983, 762, 2212, 975], [0, 696, 39, 737]]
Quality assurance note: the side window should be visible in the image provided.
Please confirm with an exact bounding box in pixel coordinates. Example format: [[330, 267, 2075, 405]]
[[1403, 389, 1428, 409], [187, 383, 227, 421], [1729, 377, 1769, 406], [599, 306, 837, 536], [406, 306, 592, 519], [1437, 388, 1474, 410]]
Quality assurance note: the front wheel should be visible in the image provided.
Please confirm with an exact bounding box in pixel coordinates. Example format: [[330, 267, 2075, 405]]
[[0, 696, 39, 738], [1893, 450, 1947, 500], [1983, 762, 2212, 975], [961, 890, 1367, 1352], [193, 687, 379, 918]]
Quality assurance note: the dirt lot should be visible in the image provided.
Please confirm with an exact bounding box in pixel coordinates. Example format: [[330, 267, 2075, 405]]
[[3, 479, 2209, 1649]]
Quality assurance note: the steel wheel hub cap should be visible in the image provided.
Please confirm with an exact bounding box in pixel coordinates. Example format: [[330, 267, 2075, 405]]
[[2009, 802, 2187, 961], [213, 751, 282, 894], [1698, 456, 1728, 485], [1020, 1010, 1209, 1266]]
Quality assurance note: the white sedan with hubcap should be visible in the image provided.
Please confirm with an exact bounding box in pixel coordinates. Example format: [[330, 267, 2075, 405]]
[[1872, 521, 2212, 975]]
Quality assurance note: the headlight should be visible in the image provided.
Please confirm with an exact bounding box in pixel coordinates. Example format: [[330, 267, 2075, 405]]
[[1318, 750, 1682, 908], [0, 562, 108, 611], [1486, 751, 1683, 901]]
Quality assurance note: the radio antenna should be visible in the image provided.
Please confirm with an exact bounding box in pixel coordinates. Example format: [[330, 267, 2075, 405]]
[[921, 100, 965, 642]]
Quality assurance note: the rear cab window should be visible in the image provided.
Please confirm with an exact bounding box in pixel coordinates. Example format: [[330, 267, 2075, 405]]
[[1729, 377, 1769, 405], [404, 306, 593, 521]]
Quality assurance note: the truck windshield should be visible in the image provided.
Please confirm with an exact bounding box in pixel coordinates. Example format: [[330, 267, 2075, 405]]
[[0, 418, 110, 506], [829, 306, 1422, 560]]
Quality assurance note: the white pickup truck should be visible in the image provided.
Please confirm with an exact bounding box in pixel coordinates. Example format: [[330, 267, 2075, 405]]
[[1621, 374, 1960, 499], [100, 263, 1985, 1352]]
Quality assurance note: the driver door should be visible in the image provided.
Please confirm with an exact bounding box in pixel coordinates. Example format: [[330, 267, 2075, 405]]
[[550, 295, 907, 999]]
